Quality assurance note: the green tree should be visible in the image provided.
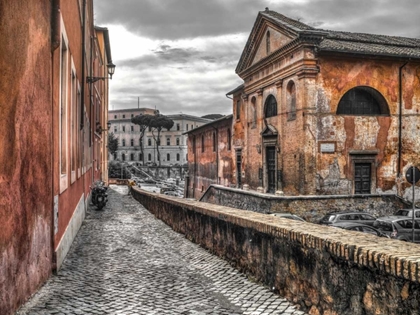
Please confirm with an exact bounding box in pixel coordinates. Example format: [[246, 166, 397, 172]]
[[131, 114, 153, 165], [149, 114, 174, 166], [108, 132, 119, 156]]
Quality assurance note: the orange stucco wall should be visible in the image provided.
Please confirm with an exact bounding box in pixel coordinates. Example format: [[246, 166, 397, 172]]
[[0, 1, 53, 314]]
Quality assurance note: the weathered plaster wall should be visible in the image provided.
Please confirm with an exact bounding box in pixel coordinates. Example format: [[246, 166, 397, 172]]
[[0, 1, 53, 314], [132, 188, 420, 315], [314, 57, 420, 196]]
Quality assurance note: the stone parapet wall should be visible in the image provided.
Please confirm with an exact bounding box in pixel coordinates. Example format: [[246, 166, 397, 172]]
[[200, 185, 409, 222], [132, 187, 420, 315]]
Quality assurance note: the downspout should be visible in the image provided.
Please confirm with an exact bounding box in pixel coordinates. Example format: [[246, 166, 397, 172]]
[[51, 0, 61, 272], [81, 0, 87, 205], [397, 61, 408, 177], [211, 126, 219, 185], [193, 135, 197, 199]]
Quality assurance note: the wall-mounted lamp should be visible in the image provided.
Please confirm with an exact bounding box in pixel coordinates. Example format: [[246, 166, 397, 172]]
[[96, 121, 111, 133], [256, 144, 261, 154], [87, 62, 116, 83]]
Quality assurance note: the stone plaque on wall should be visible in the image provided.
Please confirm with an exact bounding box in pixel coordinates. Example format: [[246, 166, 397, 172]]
[[320, 142, 335, 153]]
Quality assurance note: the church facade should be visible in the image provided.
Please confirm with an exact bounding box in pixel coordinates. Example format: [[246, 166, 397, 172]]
[[228, 8, 420, 196]]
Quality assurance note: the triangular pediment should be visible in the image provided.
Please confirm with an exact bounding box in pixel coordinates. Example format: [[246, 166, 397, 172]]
[[261, 124, 278, 137], [235, 9, 314, 74]]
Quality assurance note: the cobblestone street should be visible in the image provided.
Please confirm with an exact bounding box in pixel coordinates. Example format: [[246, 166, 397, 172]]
[[17, 186, 308, 315]]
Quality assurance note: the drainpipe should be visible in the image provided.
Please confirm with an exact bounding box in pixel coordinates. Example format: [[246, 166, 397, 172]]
[[397, 61, 408, 177], [81, 0, 88, 209], [211, 126, 219, 185], [50, 0, 61, 272]]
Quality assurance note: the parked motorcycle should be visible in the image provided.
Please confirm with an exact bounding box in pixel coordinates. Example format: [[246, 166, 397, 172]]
[[91, 181, 108, 210]]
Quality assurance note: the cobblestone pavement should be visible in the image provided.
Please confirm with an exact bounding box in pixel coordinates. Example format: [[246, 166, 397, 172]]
[[17, 186, 308, 315]]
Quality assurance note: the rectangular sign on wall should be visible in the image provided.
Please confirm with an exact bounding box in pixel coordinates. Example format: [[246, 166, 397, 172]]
[[320, 142, 335, 153]]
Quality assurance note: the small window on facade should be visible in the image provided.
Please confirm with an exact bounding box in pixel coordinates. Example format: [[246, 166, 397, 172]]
[[336, 86, 390, 116], [114, 127, 117, 133], [122, 139, 125, 146], [264, 94, 277, 118], [227, 129, 231, 151], [167, 153, 170, 161], [177, 123, 180, 131], [176, 153, 180, 161], [251, 97, 257, 128], [213, 132, 216, 152], [131, 126, 134, 132], [287, 81, 296, 120], [139, 153, 143, 161], [176, 138, 180, 146], [236, 100, 241, 120], [122, 154, 125, 161], [148, 126, 152, 132], [201, 135, 205, 152], [122, 126, 125, 132], [130, 139, 134, 146], [167, 138, 170, 145], [148, 153, 151, 161], [122, 114, 125, 118], [114, 115, 117, 119], [266, 30, 270, 54], [148, 138, 152, 146], [186, 124, 189, 131], [130, 153, 134, 161], [131, 114, 134, 118]]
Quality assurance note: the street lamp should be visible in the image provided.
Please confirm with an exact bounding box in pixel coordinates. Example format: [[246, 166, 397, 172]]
[[87, 62, 116, 83], [96, 121, 111, 134]]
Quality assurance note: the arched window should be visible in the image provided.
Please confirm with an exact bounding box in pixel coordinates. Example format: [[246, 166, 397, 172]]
[[227, 129, 231, 151], [287, 81, 296, 120], [122, 153, 125, 161], [266, 31, 271, 54], [122, 139, 126, 146], [337, 86, 390, 116], [148, 153, 152, 161], [264, 95, 277, 118]]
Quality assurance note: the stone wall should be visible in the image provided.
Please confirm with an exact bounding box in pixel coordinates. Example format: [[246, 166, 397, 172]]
[[132, 187, 420, 315], [200, 185, 408, 222]]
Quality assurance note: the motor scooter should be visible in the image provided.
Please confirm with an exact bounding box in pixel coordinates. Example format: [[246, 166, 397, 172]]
[[91, 181, 108, 210]]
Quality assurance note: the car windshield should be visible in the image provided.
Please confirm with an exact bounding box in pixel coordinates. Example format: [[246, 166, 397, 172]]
[[395, 210, 410, 216], [373, 220, 393, 232], [321, 214, 336, 222]]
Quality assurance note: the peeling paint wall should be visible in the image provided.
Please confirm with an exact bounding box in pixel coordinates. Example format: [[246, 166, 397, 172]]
[[0, 1, 53, 314]]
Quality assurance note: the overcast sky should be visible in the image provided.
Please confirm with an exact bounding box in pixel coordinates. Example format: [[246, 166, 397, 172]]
[[94, 0, 420, 117]]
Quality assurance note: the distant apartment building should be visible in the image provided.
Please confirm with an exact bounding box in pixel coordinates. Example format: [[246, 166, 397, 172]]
[[108, 109, 211, 166]]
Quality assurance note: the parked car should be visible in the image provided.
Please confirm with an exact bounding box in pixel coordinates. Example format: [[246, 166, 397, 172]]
[[270, 213, 305, 222], [373, 216, 420, 242], [319, 211, 376, 226], [394, 209, 420, 218], [331, 222, 389, 238]]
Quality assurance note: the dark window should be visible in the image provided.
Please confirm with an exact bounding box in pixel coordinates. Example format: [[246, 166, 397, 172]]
[[114, 115, 117, 119], [236, 100, 241, 120], [122, 126, 125, 132], [167, 153, 170, 161], [131, 126, 134, 132], [148, 153, 151, 161], [287, 81, 296, 120], [201, 135, 205, 152], [337, 86, 390, 116], [166, 138, 170, 145], [264, 95, 277, 118], [131, 114, 133, 118], [227, 129, 231, 150], [213, 132, 216, 152], [186, 124, 189, 131], [148, 126, 152, 132], [177, 123, 180, 131], [122, 115, 125, 118], [114, 127, 117, 133], [122, 139, 125, 146], [266, 30, 270, 54], [130, 153, 134, 161], [148, 138, 152, 146], [139, 153, 143, 161], [176, 153, 180, 161], [130, 139, 134, 146], [176, 138, 180, 146], [122, 154, 125, 161]]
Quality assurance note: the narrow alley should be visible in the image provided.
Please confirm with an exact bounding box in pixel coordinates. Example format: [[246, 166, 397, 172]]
[[17, 186, 307, 315]]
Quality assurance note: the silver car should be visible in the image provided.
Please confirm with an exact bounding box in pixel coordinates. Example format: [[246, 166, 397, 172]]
[[373, 216, 420, 242]]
